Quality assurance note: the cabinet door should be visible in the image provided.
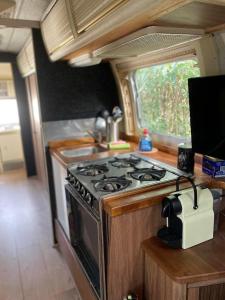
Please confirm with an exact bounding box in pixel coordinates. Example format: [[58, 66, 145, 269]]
[[70, 0, 127, 33], [0, 132, 24, 162], [41, 0, 75, 55], [51, 156, 70, 238]]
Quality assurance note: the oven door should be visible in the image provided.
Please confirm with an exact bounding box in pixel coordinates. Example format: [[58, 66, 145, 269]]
[[65, 184, 101, 298]]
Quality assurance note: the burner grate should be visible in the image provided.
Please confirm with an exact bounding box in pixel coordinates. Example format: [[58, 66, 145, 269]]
[[109, 156, 141, 168], [128, 167, 166, 182], [77, 164, 109, 176], [92, 175, 132, 192]]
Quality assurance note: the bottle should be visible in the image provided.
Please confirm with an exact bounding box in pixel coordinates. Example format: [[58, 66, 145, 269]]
[[139, 128, 152, 152]]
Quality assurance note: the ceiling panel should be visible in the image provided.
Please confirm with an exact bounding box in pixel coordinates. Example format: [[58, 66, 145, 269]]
[[0, 0, 51, 53]]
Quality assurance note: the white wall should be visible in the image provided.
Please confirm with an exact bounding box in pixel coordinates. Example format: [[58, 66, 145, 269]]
[[0, 130, 24, 163]]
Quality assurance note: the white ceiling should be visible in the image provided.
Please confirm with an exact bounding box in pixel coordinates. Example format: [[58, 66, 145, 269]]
[[0, 0, 51, 53]]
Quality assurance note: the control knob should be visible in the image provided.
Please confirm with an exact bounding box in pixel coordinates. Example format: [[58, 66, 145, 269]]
[[65, 174, 74, 184], [75, 180, 81, 191], [80, 186, 86, 198], [85, 193, 93, 206]]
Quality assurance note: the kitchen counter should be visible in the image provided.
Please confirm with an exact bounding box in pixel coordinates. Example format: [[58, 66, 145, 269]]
[[49, 138, 137, 168], [142, 214, 225, 285], [49, 138, 225, 217], [142, 214, 225, 300]]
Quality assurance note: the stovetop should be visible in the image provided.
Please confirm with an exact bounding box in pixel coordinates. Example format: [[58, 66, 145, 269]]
[[67, 153, 187, 200]]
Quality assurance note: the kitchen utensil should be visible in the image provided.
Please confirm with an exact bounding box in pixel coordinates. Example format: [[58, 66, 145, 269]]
[[112, 106, 123, 121], [177, 143, 195, 174], [106, 116, 112, 142], [101, 109, 110, 120]]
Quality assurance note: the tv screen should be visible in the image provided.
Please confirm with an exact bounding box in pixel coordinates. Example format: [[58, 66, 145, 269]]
[[188, 75, 225, 160]]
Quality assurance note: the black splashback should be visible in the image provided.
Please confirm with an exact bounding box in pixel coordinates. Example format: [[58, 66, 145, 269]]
[[32, 29, 120, 122]]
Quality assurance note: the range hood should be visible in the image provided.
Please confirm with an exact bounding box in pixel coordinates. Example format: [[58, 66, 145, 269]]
[[93, 26, 204, 59]]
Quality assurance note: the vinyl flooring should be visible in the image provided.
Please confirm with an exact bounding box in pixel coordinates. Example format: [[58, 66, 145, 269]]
[[0, 168, 81, 300]]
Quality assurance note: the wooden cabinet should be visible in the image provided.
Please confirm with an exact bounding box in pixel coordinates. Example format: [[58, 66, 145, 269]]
[[40, 0, 225, 63], [142, 218, 225, 300], [17, 36, 35, 78], [70, 0, 127, 33], [41, 0, 128, 60], [41, 0, 77, 57], [105, 204, 164, 300], [0, 131, 24, 162]]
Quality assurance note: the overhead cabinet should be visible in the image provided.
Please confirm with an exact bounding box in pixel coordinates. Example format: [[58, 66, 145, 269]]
[[70, 0, 127, 33], [41, 0, 77, 56], [17, 36, 35, 78], [41, 0, 127, 60]]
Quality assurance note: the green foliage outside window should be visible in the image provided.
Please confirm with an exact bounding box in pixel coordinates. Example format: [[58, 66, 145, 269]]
[[134, 59, 200, 138]]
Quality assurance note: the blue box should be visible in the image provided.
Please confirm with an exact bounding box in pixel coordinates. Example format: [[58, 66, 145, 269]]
[[202, 156, 225, 178]]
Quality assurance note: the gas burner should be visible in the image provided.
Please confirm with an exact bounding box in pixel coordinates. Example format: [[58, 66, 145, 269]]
[[128, 167, 166, 182], [109, 156, 141, 168], [77, 164, 109, 176], [92, 175, 132, 193]]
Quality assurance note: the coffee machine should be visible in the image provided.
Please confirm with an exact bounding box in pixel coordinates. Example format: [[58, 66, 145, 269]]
[[157, 176, 214, 249]]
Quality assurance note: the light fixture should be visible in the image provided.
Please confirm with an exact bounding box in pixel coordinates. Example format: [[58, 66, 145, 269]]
[[69, 53, 102, 67]]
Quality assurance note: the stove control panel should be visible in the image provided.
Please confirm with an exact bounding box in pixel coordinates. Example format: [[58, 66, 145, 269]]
[[66, 171, 98, 214]]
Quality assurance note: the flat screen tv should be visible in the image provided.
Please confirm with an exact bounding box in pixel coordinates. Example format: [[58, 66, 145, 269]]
[[188, 75, 225, 160]]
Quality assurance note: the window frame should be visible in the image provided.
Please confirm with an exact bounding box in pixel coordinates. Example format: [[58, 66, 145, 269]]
[[128, 53, 200, 148]]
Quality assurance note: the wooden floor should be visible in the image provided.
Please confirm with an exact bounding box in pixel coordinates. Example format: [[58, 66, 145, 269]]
[[0, 169, 81, 300]]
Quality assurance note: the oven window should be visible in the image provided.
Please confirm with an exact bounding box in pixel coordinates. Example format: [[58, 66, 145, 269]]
[[76, 202, 100, 268], [70, 198, 100, 295], [131, 58, 200, 138]]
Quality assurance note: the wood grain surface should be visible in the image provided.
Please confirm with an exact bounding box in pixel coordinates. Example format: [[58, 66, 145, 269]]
[[144, 255, 187, 300], [106, 204, 164, 300], [142, 215, 225, 285], [0, 169, 79, 300], [50, 139, 225, 217], [156, 2, 225, 29]]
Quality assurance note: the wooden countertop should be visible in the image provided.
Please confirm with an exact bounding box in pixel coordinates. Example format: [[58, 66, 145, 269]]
[[142, 214, 225, 285], [49, 138, 225, 217], [49, 138, 137, 168], [103, 151, 225, 217]]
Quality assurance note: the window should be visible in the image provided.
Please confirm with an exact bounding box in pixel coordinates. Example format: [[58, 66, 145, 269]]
[[131, 59, 200, 138], [0, 81, 8, 97]]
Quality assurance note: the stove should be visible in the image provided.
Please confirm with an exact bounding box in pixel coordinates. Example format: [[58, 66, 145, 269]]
[[66, 153, 187, 216], [65, 152, 188, 298]]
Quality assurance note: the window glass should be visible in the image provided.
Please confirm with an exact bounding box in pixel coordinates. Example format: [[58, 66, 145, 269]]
[[0, 81, 8, 97], [132, 59, 200, 138], [0, 99, 20, 128]]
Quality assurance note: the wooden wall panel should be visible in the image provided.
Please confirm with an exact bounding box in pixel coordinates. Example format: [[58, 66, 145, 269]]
[[199, 283, 225, 300], [144, 255, 187, 300], [106, 204, 164, 300]]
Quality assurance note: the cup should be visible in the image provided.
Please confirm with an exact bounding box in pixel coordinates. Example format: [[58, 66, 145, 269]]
[[177, 143, 195, 174]]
